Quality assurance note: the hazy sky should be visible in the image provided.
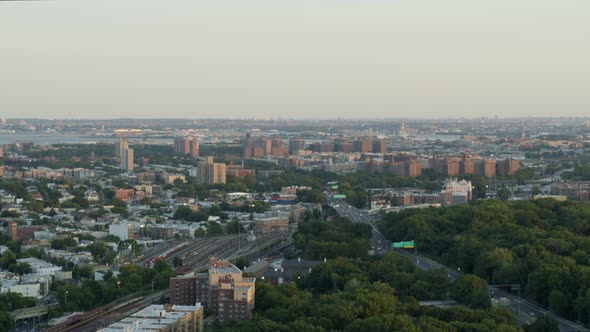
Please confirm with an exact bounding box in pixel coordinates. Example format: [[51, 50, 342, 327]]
[[1, 0, 589, 119]]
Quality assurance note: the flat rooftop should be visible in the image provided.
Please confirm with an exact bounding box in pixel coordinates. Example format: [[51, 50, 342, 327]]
[[97, 304, 201, 332]]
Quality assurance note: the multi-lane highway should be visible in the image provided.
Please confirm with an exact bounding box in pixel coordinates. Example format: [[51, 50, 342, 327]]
[[329, 199, 588, 332], [490, 287, 588, 332], [330, 200, 389, 255]]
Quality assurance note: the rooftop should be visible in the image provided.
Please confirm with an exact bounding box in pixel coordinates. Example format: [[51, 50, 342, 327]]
[[209, 259, 242, 275], [98, 304, 201, 332]]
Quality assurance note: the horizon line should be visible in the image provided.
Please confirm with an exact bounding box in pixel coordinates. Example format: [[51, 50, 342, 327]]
[[3, 116, 590, 121]]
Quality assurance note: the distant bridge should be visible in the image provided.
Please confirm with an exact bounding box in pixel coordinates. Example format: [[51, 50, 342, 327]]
[[11, 305, 52, 321]]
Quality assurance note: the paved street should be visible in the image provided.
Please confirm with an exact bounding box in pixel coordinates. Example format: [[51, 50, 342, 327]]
[[330, 200, 388, 255], [491, 288, 588, 332]]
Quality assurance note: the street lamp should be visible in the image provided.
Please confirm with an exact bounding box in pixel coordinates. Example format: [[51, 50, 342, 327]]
[[117, 281, 121, 288], [64, 291, 69, 307], [249, 203, 256, 221]]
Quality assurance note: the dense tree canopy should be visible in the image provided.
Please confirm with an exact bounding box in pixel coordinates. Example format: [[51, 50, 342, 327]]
[[294, 218, 371, 260], [379, 198, 590, 324], [450, 274, 491, 309], [212, 254, 520, 332]]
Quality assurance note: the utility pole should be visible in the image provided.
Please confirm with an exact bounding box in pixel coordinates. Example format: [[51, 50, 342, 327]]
[[238, 220, 241, 254]]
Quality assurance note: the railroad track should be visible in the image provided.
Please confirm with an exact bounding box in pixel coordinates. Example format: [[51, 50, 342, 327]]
[[45, 291, 168, 332], [135, 233, 291, 272]]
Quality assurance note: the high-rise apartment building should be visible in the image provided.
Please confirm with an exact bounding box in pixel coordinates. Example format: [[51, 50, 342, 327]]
[[309, 142, 334, 153], [114, 137, 128, 158], [335, 142, 354, 153], [212, 163, 226, 184], [496, 158, 520, 176], [334, 137, 354, 153], [484, 160, 497, 177], [115, 136, 133, 172], [474, 159, 496, 177], [353, 139, 373, 153], [288, 139, 305, 155], [433, 158, 461, 176], [462, 158, 475, 175], [174, 137, 199, 157], [430, 156, 509, 178], [196, 157, 226, 185], [372, 139, 387, 154], [170, 259, 255, 324], [270, 137, 288, 156], [408, 159, 422, 177], [121, 147, 134, 172], [8, 220, 17, 241], [244, 133, 287, 158], [243, 133, 253, 158], [447, 159, 461, 176], [391, 159, 422, 177]]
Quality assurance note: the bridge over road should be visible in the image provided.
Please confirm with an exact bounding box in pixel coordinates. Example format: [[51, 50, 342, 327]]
[[11, 304, 54, 321]]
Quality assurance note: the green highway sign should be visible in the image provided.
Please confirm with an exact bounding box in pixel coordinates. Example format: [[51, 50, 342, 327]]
[[403, 241, 415, 249], [392, 241, 415, 249], [333, 194, 347, 199]]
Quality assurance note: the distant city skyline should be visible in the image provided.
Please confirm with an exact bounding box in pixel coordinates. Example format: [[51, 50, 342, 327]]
[[1, 1, 589, 119]]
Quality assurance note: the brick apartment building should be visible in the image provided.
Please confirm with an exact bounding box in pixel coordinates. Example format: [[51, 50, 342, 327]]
[[169, 259, 256, 323]]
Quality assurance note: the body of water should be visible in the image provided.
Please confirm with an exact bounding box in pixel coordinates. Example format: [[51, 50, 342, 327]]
[[0, 133, 172, 145], [412, 134, 464, 142]]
